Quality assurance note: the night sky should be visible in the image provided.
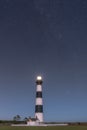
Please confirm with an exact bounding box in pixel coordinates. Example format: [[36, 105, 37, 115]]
[[0, 0, 87, 122]]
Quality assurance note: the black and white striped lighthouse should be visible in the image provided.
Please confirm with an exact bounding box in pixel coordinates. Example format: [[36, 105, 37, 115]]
[[35, 76, 43, 122]]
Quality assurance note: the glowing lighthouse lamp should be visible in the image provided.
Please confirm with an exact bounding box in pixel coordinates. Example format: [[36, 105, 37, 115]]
[[37, 76, 42, 80], [35, 76, 44, 123]]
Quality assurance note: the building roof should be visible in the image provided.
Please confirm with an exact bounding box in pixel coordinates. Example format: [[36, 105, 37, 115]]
[[28, 117, 39, 121]]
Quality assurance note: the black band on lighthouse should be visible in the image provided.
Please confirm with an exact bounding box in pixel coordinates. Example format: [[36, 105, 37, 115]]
[[36, 80, 43, 85], [36, 92, 42, 98], [35, 105, 43, 112]]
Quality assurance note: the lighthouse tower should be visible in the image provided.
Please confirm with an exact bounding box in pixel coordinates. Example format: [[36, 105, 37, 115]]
[[35, 76, 43, 122]]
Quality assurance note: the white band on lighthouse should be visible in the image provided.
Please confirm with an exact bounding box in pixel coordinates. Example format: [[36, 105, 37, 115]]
[[36, 85, 42, 91], [36, 98, 43, 105], [35, 113, 43, 122]]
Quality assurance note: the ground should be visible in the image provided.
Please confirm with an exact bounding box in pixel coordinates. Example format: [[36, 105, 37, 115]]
[[0, 126, 87, 130]]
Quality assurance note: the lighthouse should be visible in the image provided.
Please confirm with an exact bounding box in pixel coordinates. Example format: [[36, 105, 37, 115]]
[[35, 76, 43, 122]]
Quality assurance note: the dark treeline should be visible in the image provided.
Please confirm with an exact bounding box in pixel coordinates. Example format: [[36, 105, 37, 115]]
[[0, 120, 26, 125], [68, 122, 87, 126]]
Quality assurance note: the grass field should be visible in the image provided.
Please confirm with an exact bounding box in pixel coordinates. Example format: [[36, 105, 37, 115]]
[[0, 126, 87, 130]]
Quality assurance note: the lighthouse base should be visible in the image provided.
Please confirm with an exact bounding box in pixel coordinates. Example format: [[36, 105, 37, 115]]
[[35, 113, 43, 122]]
